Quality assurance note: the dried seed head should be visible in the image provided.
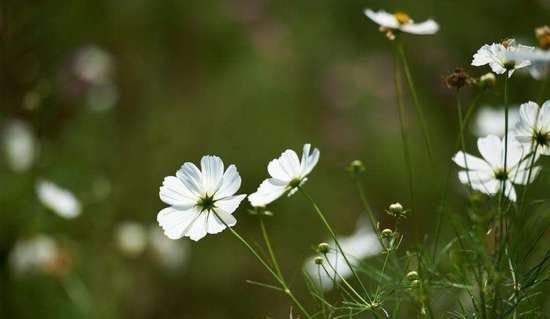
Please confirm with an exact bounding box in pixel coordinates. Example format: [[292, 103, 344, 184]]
[[500, 38, 514, 48], [535, 25, 550, 50], [444, 68, 472, 89]]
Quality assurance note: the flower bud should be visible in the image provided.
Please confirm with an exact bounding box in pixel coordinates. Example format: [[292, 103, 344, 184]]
[[317, 242, 330, 254], [381, 228, 393, 239], [347, 160, 365, 174], [444, 68, 471, 89], [386, 202, 406, 218], [406, 271, 419, 281], [478, 72, 496, 89], [314, 256, 324, 265], [535, 25, 550, 50]]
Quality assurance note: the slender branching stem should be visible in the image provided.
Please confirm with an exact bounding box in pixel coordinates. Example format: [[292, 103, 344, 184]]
[[392, 45, 415, 209], [298, 187, 372, 302], [216, 213, 313, 319], [396, 39, 434, 166], [259, 216, 285, 280]]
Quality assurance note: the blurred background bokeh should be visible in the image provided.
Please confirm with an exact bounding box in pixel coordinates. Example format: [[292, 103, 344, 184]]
[[1, 0, 549, 318]]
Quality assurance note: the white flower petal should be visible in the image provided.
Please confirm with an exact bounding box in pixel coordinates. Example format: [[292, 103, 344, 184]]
[[300, 144, 320, 176], [400, 19, 439, 34], [268, 158, 292, 182], [36, 180, 81, 218], [248, 178, 288, 207], [540, 100, 550, 128], [157, 206, 201, 240], [159, 176, 197, 209], [3, 119, 36, 172], [477, 135, 503, 167], [364, 9, 399, 28], [214, 164, 242, 199], [504, 181, 517, 202], [279, 149, 301, 178], [510, 166, 541, 185], [186, 213, 208, 241], [200, 155, 224, 195], [215, 194, 246, 214], [458, 170, 494, 184], [452, 151, 491, 171], [519, 101, 540, 129], [176, 162, 204, 196]]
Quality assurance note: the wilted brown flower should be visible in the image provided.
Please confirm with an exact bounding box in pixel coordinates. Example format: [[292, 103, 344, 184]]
[[535, 25, 550, 50], [444, 68, 472, 89]]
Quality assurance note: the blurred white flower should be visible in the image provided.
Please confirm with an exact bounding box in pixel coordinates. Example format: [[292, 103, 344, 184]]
[[472, 39, 534, 77], [248, 144, 319, 207], [364, 9, 439, 40], [506, 48, 550, 80], [3, 119, 36, 172], [304, 219, 382, 291], [157, 155, 246, 241], [453, 135, 540, 201], [9, 235, 59, 275], [515, 100, 550, 156], [86, 84, 118, 112], [74, 45, 114, 85], [149, 227, 189, 270], [36, 180, 82, 218], [115, 222, 147, 257], [473, 106, 520, 137]]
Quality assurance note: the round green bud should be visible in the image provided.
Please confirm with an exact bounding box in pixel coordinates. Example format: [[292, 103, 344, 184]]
[[347, 160, 365, 174], [314, 256, 324, 265], [381, 228, 393, 239], [406, 271, 419, 281], [317, 242, 330, 254], [479, 72, 496, 89]]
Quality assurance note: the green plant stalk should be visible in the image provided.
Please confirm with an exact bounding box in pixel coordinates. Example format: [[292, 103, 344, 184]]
[[298, 187, 372, 302], [396, 39, 434, 166], [456, 89, 473, 189], [432, 90, 484, 260], [393, 46, 416, 209], [216, 213, 313, 319], [353, 177, 384, 249], [259, 216, 285, 281]]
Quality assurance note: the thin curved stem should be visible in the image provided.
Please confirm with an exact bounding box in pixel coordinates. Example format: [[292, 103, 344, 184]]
[[216, 214, 313, 319], [298, 187, 371, 301], [259, 216, 285, 281], [393, 45, 415, 209], [396, 39, 434, 166]]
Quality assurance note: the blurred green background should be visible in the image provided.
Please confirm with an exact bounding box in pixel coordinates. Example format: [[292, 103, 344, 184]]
[[1, 0, 549, 318]]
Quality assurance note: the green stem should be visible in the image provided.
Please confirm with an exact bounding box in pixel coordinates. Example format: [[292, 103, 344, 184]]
[[217, 214, 312, 319], [537, 77, 548, 105], [393, 45, 415, 209], [259, 216, 285, 281], [432, 90, 484, 261], [352, 177, 384, 249], [298, 187, 371, 301], [456, 89, 473, 189], [396, 39, 434, 166]]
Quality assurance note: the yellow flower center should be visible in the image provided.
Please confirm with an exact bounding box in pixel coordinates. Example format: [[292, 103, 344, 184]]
[[393, 11, 411, 24]]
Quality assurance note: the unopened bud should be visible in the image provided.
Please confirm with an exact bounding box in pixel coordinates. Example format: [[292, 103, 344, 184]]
[[317, 242, 330, 254], [381, 228, 393, 239], [478, 72, 496, 89], [406, 271, 419, 281], [410, 279, 420, 287], [347, 160, 365, 174], [387, 202, 406, 218], [314, 256, 324, 265]]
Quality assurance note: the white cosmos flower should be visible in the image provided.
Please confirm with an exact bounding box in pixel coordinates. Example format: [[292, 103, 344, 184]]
[[74, 45, 114, 85], [36, 180, 82, 218], [515, 100, 550, 156], [304, 219, 382, 291], [473, 106, 520, 137], [115, 222, 147, 257], [3, 119, 36, 172], [472, 39, 534, 77], [506, 48, 550, 80], [453, 135, 541, 202], [9, 235, 59, 275], [364, 9, 439, 38], [248, 144, 319, 207], [157, 155, 246, 241]]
